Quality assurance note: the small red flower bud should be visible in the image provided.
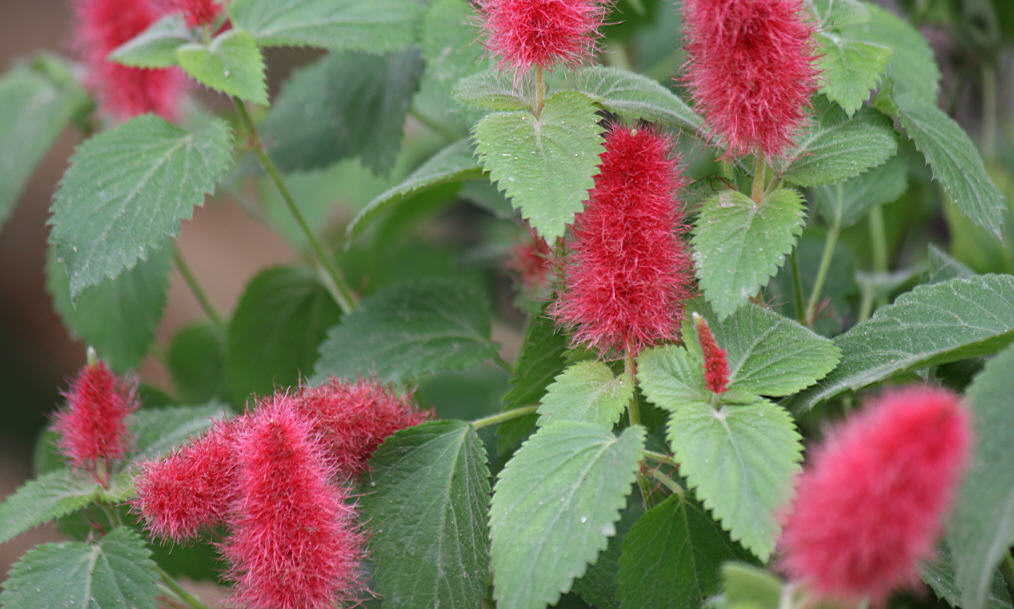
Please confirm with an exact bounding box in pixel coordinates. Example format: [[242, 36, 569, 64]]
[[693, 313, 729, 393], [171, 0, 222, 27], [509, 230, 553, 292]]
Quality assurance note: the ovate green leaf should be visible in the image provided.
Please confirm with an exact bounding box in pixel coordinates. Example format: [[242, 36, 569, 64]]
[[176, 29, 267, 105], [637, 345, 709, 408], [572, 65, 702, 133], [168, 324, 227, 403], [814, 31, 891, 116], [453, 69, 533, 112], [109, 14, 193, 68], [0, 469, 99, 545], [128, 404, 228, 463], [813, 154, 906, 228], [538, 361, 632, 429]]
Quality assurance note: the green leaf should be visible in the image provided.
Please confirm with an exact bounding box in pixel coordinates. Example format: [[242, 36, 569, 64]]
[[262, 49, 424, 174], [128, 404, 228, 462], [109, 14, 193, 68], [361, 421, 490, 609], [491, 422, 645, 609], [571, 65, 702, 133], [227, 0, 424, 52], [666, 400, 802, 560], [176, 29, 267, 105], [0, 469, 99, 545], [812, 0, 871, 29], [780, 103, 897, 187], [0, 527, 158, 609], [885, 91, 1007, 238], [927, 243, 975, 284], [617, 496, 749, 609], [46, 245, 171, 374], [228, 266, 341, 401], [692, 188, 806, 320], [347, 139, 482, 240], [721, 563, 784, 609], [813, 154, 906, 228], [949, 345, 1014, 609], [416, 0, 488, 129], [572, 494, 643, 609], [474, 90, 605, 242], [314, 278, 498, 384], [168, 324, 227, 403], [814, 31, 891, 116], [49, 115, 232, 298], [922, 542, 1014, 609], [793, 274, 1014, 410], [637, 345, 709, 407], [538, 361, 632, 429], [453, 69, 533, 112]]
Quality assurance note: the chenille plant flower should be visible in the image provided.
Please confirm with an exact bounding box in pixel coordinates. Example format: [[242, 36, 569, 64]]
[[170, 0, 222, 28], [693, 313, 729, 394]]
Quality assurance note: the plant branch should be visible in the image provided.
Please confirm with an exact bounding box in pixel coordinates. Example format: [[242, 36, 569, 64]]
[[492, 352, 513, 374], [868, 205, 889, 311], [805, 223, 840, 326], [534, 65, 546, 117], [790, 247, 805, 323], [751, 155, 766, 204], [158, 567, 215, 609], [642, 450, 678, 468], [647, 467, 684, 498], [173, 247, 224, 333], [625, 352, 656, 508], [471, 405, 538, 429]]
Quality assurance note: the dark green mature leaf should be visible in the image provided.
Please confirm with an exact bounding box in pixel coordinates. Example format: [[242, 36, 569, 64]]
[[474, 90, 605, 242], [50, 115, 232, 298], [228, 266, 340, 401], [128, 404, 227, 462], [813, 154, 906, 228], [0, 470, 99, 545], [922, 542, 1014, 609], [949, 345, 1014, 609], [47, 245, 170, 374], [844, 4, 940, 102], [572, 65, 702, 133], [262, 49, 424, 174], [227, 0, 423, 52], [0, 527, 158, 609], [361, 421, 490, 609], [177, 29, 267, 105], [814, 31, 891, 116], [693, 188, 806, 319], [793, 274, 1014, 410], [572, 494, 643, 609], [168, 324, 227, 403], [347, 139, 482, 240], [538, 361, 633, 429], [109, 14, 193, 68], [453, 69, 534, 112], [314, 278, 498, 384], [491, 422, 645, 609], [667, 400, 802, 561], [617, 496, 749, 609]]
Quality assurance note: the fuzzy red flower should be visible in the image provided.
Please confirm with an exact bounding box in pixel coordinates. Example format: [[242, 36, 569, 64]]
[[224, 396, 366, 609], [53, 361, 137, 480], [73, 0, 185, 120], [477, 0, 608, 76], [296, 378, 431, 476], [693, 313, 729, 393], [551, 125, 693, 357], [682, 0, 818, 159], [509, 230, 553, 292], [170, 0, 222, 27], [779, 386, 971, 605]]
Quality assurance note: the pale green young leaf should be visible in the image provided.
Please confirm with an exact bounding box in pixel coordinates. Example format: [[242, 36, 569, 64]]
[[571, 65, 702, 133], [453, 69, 533, 112], [722, 563, 784, 609], [667, 400, 802, 560], [692, 188, 806, 320], [49, 115, 232, 298], [814, 32, 891, 116], [128, 404, 228, 463], [537, 361, 633, 429], [637, 345, 709, 409], [361, 421, 490, 609], [921, 542, 1013, 609], [109, 14, 193, 68], [491, 422, 645, 609], [926, 243, 975, 283], [812, 0, 870, 27], [227, 0, 423, 52], [0, 469, 100, 545], [474, 90, 605, 242], [0, 527, 158, 609], [177, 29, 267, 105], [314, 278, 498, 383], [813, 154, 906, 228], [46, 245, 171, 374], [793, 274, 1014, 410]]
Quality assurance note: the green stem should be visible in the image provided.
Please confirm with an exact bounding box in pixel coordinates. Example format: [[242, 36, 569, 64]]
[[232, 97, 356, 314], [534, 65, 546, 117], [492, 352, 513, 374], [789, 247, 806, 323], [751, 155, 766, 204], [805, 224, 840, 326], [625, 352, 656, 508], [173, 247, 224, 333], [868, 205, 889, 311], [408, 106, 460, 141], [158, 567, 215, 609], [647, 467, 685, 498], [472, 405, 538, 429], [981, 62, 997, 164], [642, 450, 677, 468]]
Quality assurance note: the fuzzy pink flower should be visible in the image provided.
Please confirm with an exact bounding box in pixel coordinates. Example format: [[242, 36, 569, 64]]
[[682, 0, 818, 159], [550, 125, 694, 357], [73, 0, 185, 120], [693, 313, 728, 393], [296, 378, 431, 476], [224, 396, 366, 609], [53, 361, 138, 481], [477, 0, 608, 76], [509, 230, 553, 292], [779, 386, 972, 605], [170, 0, 221, 27]]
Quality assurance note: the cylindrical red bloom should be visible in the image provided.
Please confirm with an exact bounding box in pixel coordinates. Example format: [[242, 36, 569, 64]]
[[53, 361, 138, 479], [170, 0, 222, 27], [296, 378, 431, 476], [224, 396, 366, 609], [682, 0, 818, 159], [73, 0, 185, 120], [550, 125, 694, 357], [477, 0, 608, 76], [693, 313, 729, 393], [779, 386, 971, 605]]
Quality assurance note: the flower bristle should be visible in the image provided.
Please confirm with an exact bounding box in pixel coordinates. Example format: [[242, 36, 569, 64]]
[[778, 385, 971, 605], [170, 0, 221, 27], [682, 0, 818, 160], [693, 313, 729, 393], [550, 125, 694, 357]]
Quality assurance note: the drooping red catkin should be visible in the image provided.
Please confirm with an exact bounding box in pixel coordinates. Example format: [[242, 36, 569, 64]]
[[682, 0, 818, 160], [170, 0, 221, 27], [53, 361, 138, 478], [551, 125, 693, 357], [73, 0, 185, 120], [477, 0, 608, 76], [224, 396, 366, 609], [693, 313, 729, 393], [779, 386, 971, 605]]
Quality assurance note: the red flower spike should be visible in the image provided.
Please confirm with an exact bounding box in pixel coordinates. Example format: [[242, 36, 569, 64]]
[[296, 378, 431, 476], [550, 125, 694, 357], [53, 361, 138, 480], [477, 0, 608, 77], [224, 396, 366, 609], [73, 0, 185, 120], [682, 0, 819, 160], [170, 0, 222, 27], [693, 313, 729, 393], [509, 230, 553, 292], [778, 386, 972, 605]]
